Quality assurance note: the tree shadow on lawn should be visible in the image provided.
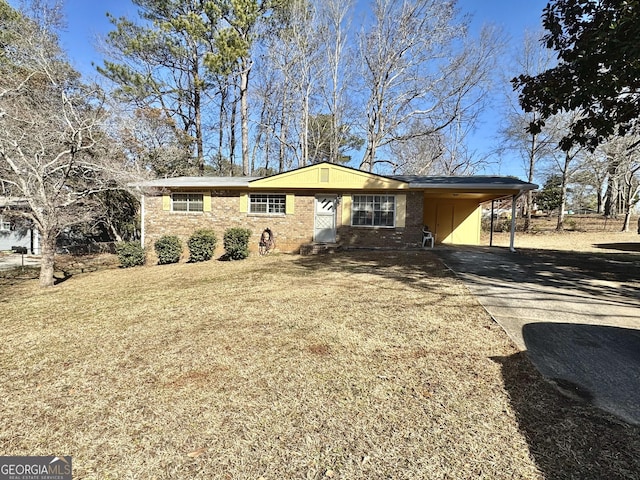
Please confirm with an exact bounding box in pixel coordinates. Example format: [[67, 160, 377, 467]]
[[294, 248, 450, 274], [292, 249, 458, 297], [594, 242, 640, 252], [493, 348, 640, 480]]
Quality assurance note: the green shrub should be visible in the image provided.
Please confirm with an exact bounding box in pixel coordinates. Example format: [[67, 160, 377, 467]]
[[115, 241, 145, 268], [154, 235, 183, 265], [223, 227, 251, 260], [188, 229, 218, 262]]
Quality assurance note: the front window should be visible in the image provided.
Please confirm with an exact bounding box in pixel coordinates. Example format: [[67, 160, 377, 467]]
[[172, 193, 203, 212], [249, 194, 286, 214], [0, 217, 11, 231], [352, 195, 395, 227]]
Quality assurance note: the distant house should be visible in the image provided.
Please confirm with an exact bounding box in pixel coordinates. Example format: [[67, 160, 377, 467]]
[[0, 197, 40, 254], [134, 162, 537, 257]]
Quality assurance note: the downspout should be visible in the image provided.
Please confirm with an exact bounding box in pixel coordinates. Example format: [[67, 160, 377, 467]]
[[509, 194, 518, 252]]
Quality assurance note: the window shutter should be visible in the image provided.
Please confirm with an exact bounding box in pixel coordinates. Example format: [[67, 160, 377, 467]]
[[396, 195, 406, 228], [342, 195, 352, 225], [162, 194, 171, 211], [203, 192, 211, 212], [286, 194, 295, 214], [239, 193, 248, 213]]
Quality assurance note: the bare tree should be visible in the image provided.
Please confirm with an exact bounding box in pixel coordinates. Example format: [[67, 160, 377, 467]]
[[317, 0, 356, 165], [601, 135, 640, 231], [503, 30, 556, 230], [112, 106, 195, 178], [575, 148, 608, 213], [358, 0, 501, 172], [389, 128, 445, 174], [0, 1, 133, 287]]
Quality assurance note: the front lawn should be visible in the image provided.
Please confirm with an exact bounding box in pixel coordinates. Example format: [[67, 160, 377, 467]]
[[1, 251, 637, 479]]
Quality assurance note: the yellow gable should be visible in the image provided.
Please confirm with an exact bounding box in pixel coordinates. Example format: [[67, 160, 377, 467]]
[[249, 163, 408, 190]]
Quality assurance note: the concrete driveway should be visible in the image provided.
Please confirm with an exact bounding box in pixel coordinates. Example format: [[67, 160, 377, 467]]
[[434, 245, 640, 426]]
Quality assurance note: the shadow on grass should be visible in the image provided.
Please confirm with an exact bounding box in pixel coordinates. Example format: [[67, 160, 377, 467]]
[[493, 351, 640, 480], [294, 248, 449, 274], [594, 242, 640, 252], [292, 249, 455, 294]]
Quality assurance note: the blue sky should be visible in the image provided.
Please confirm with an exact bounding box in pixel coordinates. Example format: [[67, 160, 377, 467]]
[[9, 0, 551, 179], [54, 0, 549, 76]]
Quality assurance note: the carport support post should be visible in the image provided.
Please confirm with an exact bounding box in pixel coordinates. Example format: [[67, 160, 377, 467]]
[[509, 194, 517, 252]]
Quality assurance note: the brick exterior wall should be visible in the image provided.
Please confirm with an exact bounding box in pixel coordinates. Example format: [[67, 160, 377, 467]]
[[337, 191, 423, 248], [143, 190, 424, 262]]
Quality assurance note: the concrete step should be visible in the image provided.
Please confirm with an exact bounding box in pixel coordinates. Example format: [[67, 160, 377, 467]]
[[299, 243, 342, 255]]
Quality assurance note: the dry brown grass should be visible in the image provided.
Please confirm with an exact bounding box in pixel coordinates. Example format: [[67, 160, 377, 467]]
[[1, 250, 639, 479], [486, 214, 640, 253]]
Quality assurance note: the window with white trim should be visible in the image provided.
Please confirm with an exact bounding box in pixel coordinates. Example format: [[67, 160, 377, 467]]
[[249, 194, 286, 214], [0, 216, 11, 231], [172, 193, 203, 212], [351, 195, 395, 227]]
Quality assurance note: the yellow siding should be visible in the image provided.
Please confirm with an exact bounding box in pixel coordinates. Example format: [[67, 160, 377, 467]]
[[396, 194, 406, 228], [451, 202, 481, 245], [342, 195, 352, 225], [203, 192, 211, 212], [162, 194, 171, 211], [251, 163, 408, 190], [286, 194, 295, 214], [423, 197, 481, 245], [239, 193, 248, 213]]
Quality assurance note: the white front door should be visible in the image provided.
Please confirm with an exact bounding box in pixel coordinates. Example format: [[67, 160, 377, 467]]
[[314, 195, 337, 243]]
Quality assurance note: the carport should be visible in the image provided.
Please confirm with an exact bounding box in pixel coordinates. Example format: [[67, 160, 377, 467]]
[[390, 175, 538, 250]]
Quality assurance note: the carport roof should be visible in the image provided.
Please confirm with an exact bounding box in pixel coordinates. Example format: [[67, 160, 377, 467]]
[[390, 175, 537, 191]]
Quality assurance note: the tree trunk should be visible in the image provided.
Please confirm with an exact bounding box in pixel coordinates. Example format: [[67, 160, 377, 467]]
[[301, 87, 309, 167], [278, 86, 289, 173], [240, 61, 251, 176], [603, 158, 620, 217], [194, 71, 204, 175], [109, 223, 123, 243], [524, 131, 537, 232], [217, 81, 228, 174], [230, 91, 238, 175], [524, 190, 532, 231], [361, 134, 377, 172], [39, 233, 56, 288], [556, 152, 571, 231], [621, 172, 638, 232], [597, 189, 603, 214]]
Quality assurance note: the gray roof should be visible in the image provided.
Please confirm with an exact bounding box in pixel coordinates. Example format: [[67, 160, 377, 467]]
[[132, 173, 537, 191], [131, 176, 260, 188], [390, 175, 537, 190]]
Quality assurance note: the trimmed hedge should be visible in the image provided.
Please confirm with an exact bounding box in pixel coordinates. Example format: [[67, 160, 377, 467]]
[[188, 229, 218, 262], [115, 241, 145, 268], [223, 227, 251, 260], [154, 235, 183, 265]]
